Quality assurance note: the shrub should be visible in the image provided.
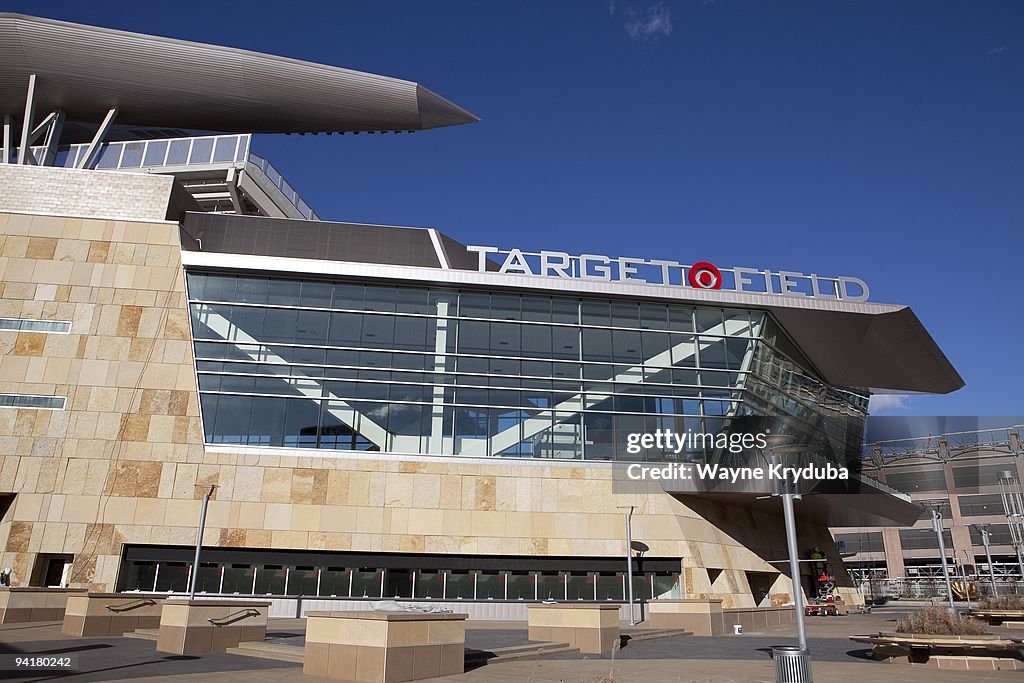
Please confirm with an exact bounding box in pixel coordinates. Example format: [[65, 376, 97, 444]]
[[895, 607, 988, 636], [980, 595, 1024, 610]]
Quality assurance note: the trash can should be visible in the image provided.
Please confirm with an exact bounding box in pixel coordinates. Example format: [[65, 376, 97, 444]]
[[772, 646, 812, 683]]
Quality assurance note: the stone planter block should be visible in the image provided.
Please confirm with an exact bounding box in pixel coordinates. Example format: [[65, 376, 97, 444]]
[[527, 604, 620, 654], [0, 588, 84, 624], [155, 600, 270, 655], [647, 599, 725, 636], [62, 593, 165, 637], [302, 610, 468, 683]]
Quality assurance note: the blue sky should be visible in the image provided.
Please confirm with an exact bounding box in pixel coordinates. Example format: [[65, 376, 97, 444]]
[[15, 1, 1024, 418]]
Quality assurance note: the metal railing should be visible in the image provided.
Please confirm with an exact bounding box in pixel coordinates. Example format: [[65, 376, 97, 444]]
[[29, 133, 320, 221], [862, 424, 1024, 464], [248, 152, 318, 220]]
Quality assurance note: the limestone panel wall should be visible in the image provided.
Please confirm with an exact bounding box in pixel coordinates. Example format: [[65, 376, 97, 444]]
[[0, 210, 204, 590], [0, 165, 174, 222]]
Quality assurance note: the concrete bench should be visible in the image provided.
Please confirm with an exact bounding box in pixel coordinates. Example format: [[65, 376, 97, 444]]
[[527, 603, 620, 654], [303, 610, 467, 682], [62, 593, 165, 637], [0, 587, 83, 624], [156, 600, 270, 655]]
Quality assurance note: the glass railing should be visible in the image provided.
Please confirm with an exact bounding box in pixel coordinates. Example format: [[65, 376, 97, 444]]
[[38, 134, 252, 171], [30, 133, 319, 221], [248, 152, 318, 220]]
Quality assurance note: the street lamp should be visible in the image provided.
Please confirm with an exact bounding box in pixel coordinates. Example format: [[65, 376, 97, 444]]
[[765, 436, 810, 654], [972, 523, 998, 597], [920, 501, 955, 610]]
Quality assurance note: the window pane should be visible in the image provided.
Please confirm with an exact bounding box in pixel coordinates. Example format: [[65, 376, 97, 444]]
[[189, 137, 215, 164], [166, 139, 190, 165], [143, 140, 168, 166], [213, 136, 238, 162], [222, 565, 254, 594]]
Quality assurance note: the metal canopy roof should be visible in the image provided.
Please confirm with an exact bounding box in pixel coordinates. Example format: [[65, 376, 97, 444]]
[[0, 13, 479, 136]]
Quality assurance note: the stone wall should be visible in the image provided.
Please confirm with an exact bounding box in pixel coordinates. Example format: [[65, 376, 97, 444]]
[[0, 165, 174, 222], [0, 209, 203, 590]]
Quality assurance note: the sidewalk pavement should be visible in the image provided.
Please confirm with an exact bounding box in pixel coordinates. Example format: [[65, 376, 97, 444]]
[[0, 607, 1019, 682]]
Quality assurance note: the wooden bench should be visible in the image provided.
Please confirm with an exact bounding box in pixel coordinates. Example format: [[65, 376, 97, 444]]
[[969, 610, 1024, 628], [850, 632, 1024, 670]]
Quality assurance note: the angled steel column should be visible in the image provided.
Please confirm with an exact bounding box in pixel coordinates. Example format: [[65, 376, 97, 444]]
[[975, 525, 998, 597], [618, 505, 636, 625], [76, 108, 118, 170], [188, 484, 217, 600], [999, 471, 1024, 580], [40, 110, 65, 167], [931, 508, 955, 609], [16, 74, 37, 165]]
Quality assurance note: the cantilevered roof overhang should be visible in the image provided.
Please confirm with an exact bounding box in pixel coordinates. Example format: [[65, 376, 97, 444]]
[[179, 213, 964, 397], [0, 13, 478, 136]]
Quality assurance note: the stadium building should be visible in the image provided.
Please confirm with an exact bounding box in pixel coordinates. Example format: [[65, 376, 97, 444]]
[[0, 14, 963, 616], [836, 424, 1024, 595]]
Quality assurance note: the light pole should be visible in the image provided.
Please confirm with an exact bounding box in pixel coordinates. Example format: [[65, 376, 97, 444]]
[[188, 484, 217, 601], [765, 435, 809, 654], [617, 505, 637, 625], [924, 504, 955, 610], [972, 523, 998, 597]]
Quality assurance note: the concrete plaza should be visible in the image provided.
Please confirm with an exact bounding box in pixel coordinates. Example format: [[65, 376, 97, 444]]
[[1, 607, 1020, 682]]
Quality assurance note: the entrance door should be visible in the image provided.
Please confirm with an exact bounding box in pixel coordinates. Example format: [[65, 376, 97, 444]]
[[31, 554, 74, 587], [43, 558, 66, 587]]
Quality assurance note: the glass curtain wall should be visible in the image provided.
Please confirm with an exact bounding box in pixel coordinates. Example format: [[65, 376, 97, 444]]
[[188, 273, 868, 461]]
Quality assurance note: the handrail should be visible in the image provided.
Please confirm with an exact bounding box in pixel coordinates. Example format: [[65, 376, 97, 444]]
[[105, 598, 157, 612], [208, 608, 261, 626]]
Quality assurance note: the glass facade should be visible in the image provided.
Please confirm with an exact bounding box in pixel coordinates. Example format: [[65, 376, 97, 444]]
[[118, 558, 679, 601], [188, 272, 868, 461]]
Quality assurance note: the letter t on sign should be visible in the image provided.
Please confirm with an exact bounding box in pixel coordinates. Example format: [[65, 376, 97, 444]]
[[465, 245, 499, 271]]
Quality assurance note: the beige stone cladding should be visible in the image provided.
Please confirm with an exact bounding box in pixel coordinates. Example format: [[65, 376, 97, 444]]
[[155, 599, 270, 654], [303, 611, 467, 681], [0, 207, 204, 590], [0, 165, 174, 222], [149, 448, 841, 608]]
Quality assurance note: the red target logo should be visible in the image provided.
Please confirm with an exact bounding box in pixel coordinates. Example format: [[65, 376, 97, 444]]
[[688, 261, 722, 289]]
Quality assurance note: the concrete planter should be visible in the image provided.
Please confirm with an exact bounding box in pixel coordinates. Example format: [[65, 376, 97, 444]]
[[155, 599, 270, 655], [647, 599, 725, 635], [527, 603, 620, 654], [0, 587, 84, 624], [303, 610, 468, 683], [62, 593, 165, 637]]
